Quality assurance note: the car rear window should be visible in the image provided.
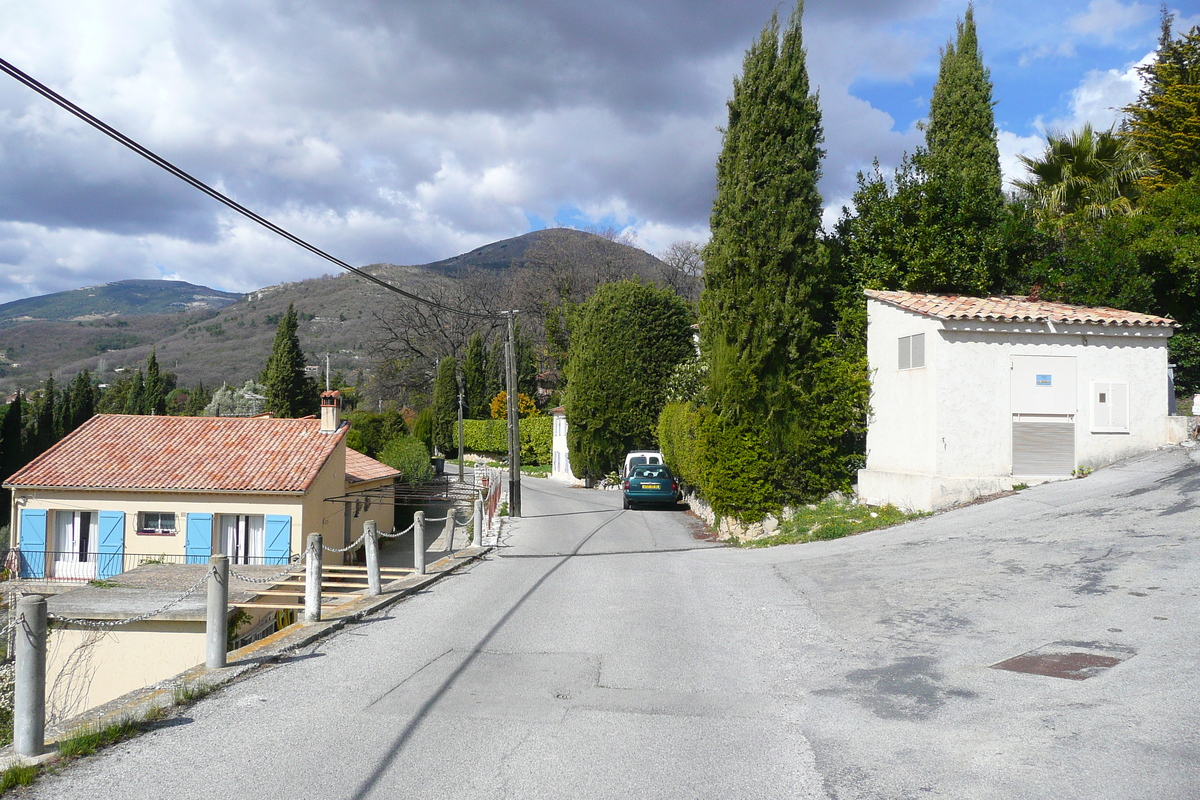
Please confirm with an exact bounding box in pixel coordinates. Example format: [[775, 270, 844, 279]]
[[631, 466, 669, 479]]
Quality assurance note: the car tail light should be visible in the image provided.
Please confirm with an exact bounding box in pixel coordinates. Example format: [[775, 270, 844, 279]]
[[671, 481, 678, 491], [623, 480, 630, 490]]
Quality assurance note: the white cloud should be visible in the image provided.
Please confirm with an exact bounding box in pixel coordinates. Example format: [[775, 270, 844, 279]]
[[1068, 0, 1153, 44], [997, 130, 1048, 192], [1044, 51, 1152, 133]]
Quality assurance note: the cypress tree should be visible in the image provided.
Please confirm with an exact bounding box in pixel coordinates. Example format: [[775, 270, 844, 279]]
[[1123, 16, 1200, 192], [66, 369, 94, 432], [485, 336, 505, 410], [700, 2, 827, 434], [431, 355, 458, 455], [0, 395, 22, 529], [462, 333, 488, 418], [143, 351, 167, 415], [32, 376, 58, 456], [123, 371, 145, 415], [262, 303, 315, 418]]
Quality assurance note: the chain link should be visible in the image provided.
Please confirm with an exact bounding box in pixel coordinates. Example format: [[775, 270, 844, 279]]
[[49, 567, 214, 630], [377, 522, 416, 539], [228, 554, 303, 584], [422, 515, 449, 523], [322, 530, 368, 554], [0, 613, 23, 640]]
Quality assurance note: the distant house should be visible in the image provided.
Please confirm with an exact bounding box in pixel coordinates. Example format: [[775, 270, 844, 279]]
[[857, 291, 1189, 512], [535, 370, 561, 406], [3, 391, 398, 580], [549, 406, 575, 482]]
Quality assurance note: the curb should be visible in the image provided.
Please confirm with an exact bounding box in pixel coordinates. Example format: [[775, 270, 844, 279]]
[[0, 545, 493, 770]]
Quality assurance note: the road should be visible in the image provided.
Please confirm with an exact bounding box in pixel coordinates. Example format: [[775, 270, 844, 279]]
[[26, 449, 1200, 799]]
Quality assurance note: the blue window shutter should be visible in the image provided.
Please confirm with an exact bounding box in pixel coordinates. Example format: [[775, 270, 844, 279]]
[[186, 513, 213, 565], [264, 516, 291, 566], [18, 509, 47, 579], [96, 511, 125, 580]]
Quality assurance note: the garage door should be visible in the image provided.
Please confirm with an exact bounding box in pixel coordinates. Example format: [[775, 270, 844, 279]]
[[1012, 415, 1075, 476]]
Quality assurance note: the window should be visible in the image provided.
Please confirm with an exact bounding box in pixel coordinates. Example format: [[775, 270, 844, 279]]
[[216, 514, 265, 564], [1091, 381, 1129, 433], [138, 511, 177, 534], [898, 333, 925, 370]]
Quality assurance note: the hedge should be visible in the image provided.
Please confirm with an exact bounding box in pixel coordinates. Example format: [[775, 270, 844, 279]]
[[454, 416, 551, 465], [657, 401, 778, 523]]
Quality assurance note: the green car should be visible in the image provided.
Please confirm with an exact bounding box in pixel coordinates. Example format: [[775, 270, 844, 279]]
[[622, 465, 680, 509]]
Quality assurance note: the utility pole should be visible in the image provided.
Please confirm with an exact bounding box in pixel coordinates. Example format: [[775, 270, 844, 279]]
[[457, 371, 465, 482], [504, 310, 522, 517]]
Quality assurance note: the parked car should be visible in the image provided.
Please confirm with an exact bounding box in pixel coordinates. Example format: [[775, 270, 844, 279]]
[[622, 464, 680, 509], [622, 450, 664, 478]]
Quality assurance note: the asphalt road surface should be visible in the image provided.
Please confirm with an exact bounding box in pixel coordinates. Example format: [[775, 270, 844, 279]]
[[26, 449, 1200, 799]]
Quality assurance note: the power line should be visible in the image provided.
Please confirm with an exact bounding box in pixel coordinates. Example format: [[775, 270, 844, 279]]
[[0, 55, 499, 320]]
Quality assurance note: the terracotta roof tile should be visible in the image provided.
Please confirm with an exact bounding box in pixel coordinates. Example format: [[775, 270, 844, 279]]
[[345, 449, 401, 485], [864, 290, 1177, 328], [5, 415, 347, 493]]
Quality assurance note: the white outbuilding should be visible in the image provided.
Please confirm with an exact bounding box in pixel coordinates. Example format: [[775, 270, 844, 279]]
[[549, 406, 576, 483], [857, 290, 1190, 512]]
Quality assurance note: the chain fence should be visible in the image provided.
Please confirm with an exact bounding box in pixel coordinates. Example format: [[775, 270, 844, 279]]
[[47, 566, 214, 630], [228, 553, 304, 585]]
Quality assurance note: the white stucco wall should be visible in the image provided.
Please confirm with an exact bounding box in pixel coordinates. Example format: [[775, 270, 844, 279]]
[[859, 297, 1175, 511], [550, 412, 575, 482]]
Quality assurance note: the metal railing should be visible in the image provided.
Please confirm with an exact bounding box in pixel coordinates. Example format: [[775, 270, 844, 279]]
[[7, 550, 293, 581]]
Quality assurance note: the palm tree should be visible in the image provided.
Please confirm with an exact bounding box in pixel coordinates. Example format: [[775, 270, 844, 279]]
[[1014, 124, 1151, 223]]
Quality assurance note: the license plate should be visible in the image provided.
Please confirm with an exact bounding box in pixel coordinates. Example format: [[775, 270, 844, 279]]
[[641, 483, 660, 490]]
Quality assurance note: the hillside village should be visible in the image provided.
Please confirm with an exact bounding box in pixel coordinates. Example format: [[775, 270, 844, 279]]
[[0, 1, 1196, 797]]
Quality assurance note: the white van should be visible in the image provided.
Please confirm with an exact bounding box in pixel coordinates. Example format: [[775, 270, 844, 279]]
[[622, 450, 664, 478]]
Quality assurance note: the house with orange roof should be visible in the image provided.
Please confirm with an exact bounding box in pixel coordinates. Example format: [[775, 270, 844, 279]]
[[3, 391, 398, 580], [858, 291, 1190, 512]]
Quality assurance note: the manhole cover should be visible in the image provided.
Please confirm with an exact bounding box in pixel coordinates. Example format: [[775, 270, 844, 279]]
[[991, 640, 1136, 681]]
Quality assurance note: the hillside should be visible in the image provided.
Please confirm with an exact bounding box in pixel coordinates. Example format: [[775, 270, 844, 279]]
[[0, 229, 669, 396], [0, 279, 241, 326]]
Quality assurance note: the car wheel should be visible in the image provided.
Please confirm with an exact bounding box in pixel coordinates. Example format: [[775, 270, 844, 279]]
[[622, 497, 630, 510]]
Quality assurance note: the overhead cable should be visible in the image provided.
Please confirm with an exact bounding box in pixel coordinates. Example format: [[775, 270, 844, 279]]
[[0, 55, 499, 319]]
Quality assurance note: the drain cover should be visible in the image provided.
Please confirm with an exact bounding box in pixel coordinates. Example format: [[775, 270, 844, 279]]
[[992, 640, 1136, 681]]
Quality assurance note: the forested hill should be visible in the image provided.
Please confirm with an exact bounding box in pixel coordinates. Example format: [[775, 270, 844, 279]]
[[0, 229, 670, 396], [0, 279, 242, 326]]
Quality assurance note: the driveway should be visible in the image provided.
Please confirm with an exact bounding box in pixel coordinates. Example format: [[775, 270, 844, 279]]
[[24, 449, 1200, 799]]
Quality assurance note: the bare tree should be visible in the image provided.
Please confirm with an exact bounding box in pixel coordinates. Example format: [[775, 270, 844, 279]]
[[657, 240, 705, 305]]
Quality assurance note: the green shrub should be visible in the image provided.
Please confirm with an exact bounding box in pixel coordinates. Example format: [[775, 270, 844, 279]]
[[379, 436, 434, 484], [657, 401, 777, 523], [344, 410, 408, 458], [412, 407, 434, 454], [454, 417, 552, 465]]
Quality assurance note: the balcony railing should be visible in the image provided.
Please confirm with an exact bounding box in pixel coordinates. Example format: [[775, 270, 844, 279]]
[[6, 550, 291, 581]]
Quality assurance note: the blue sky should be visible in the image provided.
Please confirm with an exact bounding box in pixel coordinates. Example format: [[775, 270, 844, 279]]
[[0, 0, 1195, 305]]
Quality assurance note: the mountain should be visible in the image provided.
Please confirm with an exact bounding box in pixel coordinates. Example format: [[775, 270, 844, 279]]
[[0, 279, 242, 326], [0, 229, 669, 396]]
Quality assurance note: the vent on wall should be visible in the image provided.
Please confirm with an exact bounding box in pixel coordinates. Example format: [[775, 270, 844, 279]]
[[898, 333, 925, 370]]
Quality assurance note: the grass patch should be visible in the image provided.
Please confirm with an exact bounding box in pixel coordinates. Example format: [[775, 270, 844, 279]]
[[0, 763, 38, 792], [58, 716, 140, 758], [86, 579, 131, 589], [520, 464, 551, 478], [172, 680, 217, 706], [734, 500, 920, 548]]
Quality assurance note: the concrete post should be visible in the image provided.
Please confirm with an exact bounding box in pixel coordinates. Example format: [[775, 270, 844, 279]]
[[206, 555, 229, 668], [445, 513, 456, 554], [474, 499, 484, 548], [305, 534, 323, 622], [414, 511, 426, 575], [364, 520, 381, 597], [14, 595, 46, 757]]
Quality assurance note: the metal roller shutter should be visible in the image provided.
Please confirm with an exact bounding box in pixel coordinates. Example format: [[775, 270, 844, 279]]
[[1012, 417, 1075, 476]]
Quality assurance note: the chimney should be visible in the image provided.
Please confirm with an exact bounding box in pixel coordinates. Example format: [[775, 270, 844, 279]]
[[320, 390, 342, 433]]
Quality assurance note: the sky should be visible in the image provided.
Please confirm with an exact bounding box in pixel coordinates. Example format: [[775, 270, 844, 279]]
[[0, 0, 1197, 306]]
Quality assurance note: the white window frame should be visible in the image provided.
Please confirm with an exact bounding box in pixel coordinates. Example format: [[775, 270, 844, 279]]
[[138, 511, 177, 534], [1090, 380, 1129, 433], [898, 333, 925, 371]]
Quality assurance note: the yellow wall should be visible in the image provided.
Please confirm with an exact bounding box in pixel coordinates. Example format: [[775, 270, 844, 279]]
[[45, 620, 206, 721]]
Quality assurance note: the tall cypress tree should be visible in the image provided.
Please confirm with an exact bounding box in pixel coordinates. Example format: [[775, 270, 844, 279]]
[[262, 303, 314, 418], [701, 1, 827, 426], [123, 371, 145, 415], [143, 350, 167, 415], [430, 355, 458, 455], [66, 369, 94, 432], [462, 333, 488, 419], [0, 395, 22, 529], [842, 4, 1003, 295]]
